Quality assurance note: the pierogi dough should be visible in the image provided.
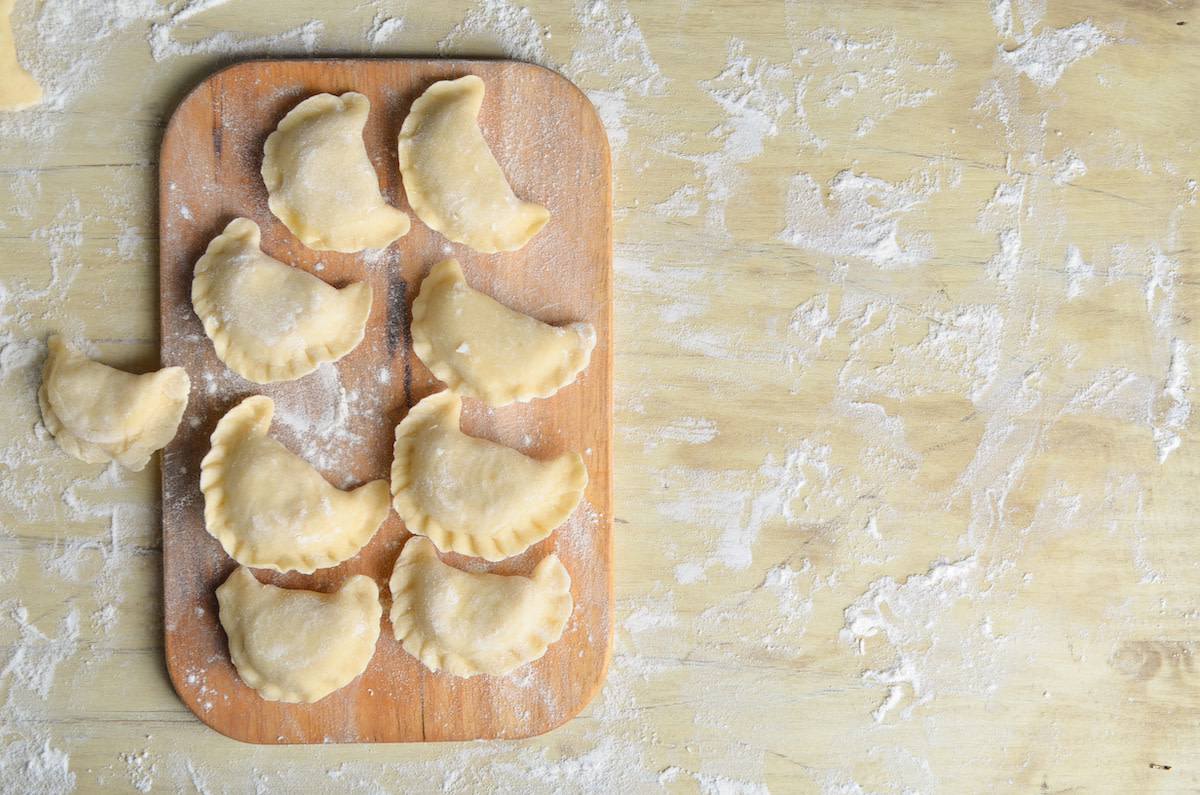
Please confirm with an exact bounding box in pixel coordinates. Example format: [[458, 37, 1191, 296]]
[[389, 536, 572, 677], [38, 335, 190, 471], [398, 75, 550, 253], [391, 390, 588, 562], [0, 0, 41, 111], [411, 258, 596, 407], [191, 217, 373, 384], [217, 566, 382, 703], [200, 395, 391, 574], [263, 91, 410, 252]]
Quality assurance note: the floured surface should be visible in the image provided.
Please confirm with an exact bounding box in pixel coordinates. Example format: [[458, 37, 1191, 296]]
[[0, 0, 1198, 791]]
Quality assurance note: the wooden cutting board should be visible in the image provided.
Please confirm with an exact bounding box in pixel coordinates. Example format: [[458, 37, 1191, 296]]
[[158, 59, 612, 744]]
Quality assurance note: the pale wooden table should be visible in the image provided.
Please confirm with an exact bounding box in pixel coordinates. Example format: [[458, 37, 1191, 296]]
[[2, 1, 1199, 792]]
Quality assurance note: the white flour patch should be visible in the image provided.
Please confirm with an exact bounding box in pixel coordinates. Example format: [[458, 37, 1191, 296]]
[[785, 24, 955, 147], [0, 601, 81, 793], [656, 416, 719, 446], [9, 0, 158, 117], [1063, 243, 1093, 299], [121, 749, 154, 793], [691, 748, 770, 795], [0, 338, 62, 523], [367, 14, 407, 50], [1152, 338, 1191, 463], [565, 0, 668, 160], [1000, 20, 1110, 89], [148, 16, 322, 62], [786, 291, 890, 381], [568, 0, 666, 97], [659, 446, 811, 582], [623, 593, 678, 636], [693, 38, 793, 235], [254, 362, 393, 490], [841, 557, 986, 722], [761, 563, 816, 646], [652, 183, 702, 218], [779, 169, 938, 267], [2, 602, 80, 699], [1054, 153, 1087, 184], [697, 561, 819, 659], [614, 252, 710, 324], [843, 303, 1005, 403], [45, 462, 152, 621], [437, 0, 552, 65], [167, 0, 237, 24], [0, 737, 75, 794]]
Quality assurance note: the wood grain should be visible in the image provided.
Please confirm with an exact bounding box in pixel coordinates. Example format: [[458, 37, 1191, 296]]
[[158, 59, 612, 744]]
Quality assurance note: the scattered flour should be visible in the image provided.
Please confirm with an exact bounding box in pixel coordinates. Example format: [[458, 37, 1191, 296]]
[[0, 737, 74, 794], [659, 445, 809, 582], [0, 0, 1195, 792], [1000, 20, 1110, 89], [367, 14, 407, 50], [779, 169, 938, 267], [436, 0, 552, 65], [566, 0, 669, 159], [656, 416, 719, 446], [841, 558, 983, 722], [787, 24, 955, 146]]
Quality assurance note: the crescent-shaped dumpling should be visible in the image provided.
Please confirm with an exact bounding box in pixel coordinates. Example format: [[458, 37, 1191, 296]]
[[412, 258, 596, 407], [0, 0, 41, 111], [192, 217, 373, 384], [388, 536, 572, 677], [38, 335, 190, 471], [201, 395, 390, 574], [390, 390, 587, 562], [262, 91, 410, 252], [398, 75, 550, 253], [216, 566, 382, 703]]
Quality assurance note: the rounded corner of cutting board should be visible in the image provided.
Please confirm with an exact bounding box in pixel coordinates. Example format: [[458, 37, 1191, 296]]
[[163, 644, 252, 744], [161, 59, 253, 135], [548, 648, 615, 738], [521, 62, 613, 164], [513, 589, 616, 741]]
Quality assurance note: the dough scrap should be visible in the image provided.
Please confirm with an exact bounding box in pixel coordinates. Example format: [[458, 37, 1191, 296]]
[[398, 75, 549, 253], [217, 566, 382, 703], [192, 217, 373, 384], [263, 91, 410, 252], [0, 0, 41, 112], [391, 391, 587, 561], [38, 335, 189, 471], [412, 258, 596, 406], [201, 395, 390, 574], [389, 536, 572, 677]]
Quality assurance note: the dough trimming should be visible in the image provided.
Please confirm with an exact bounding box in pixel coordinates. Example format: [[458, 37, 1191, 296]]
[[0, 0, 41, 111]]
